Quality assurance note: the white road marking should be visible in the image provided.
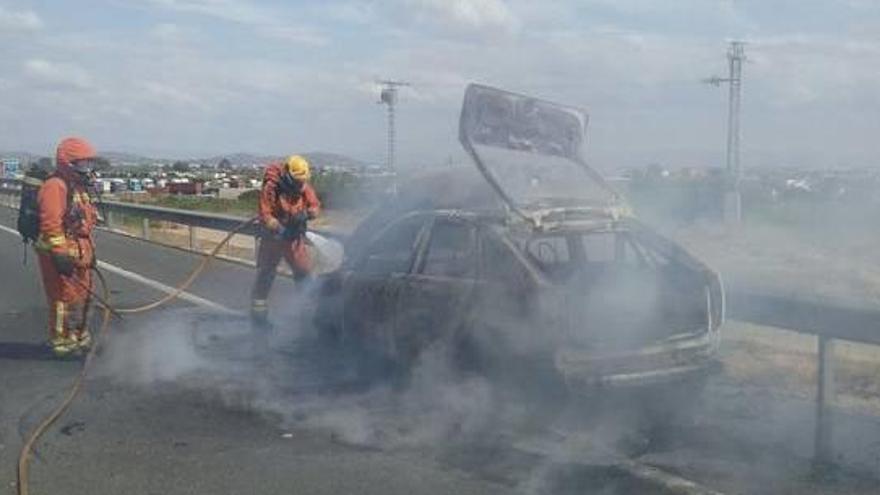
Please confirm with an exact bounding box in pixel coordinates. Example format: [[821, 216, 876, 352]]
[[94, 261, 240, 315], [0, 222, 240, 315]]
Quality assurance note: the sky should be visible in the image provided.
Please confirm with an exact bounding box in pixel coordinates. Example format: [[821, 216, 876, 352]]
[[1, 0, 880, 169]]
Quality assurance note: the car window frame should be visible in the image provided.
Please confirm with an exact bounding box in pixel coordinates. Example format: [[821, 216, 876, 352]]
[[412, 215, 478, 280], [352, 212, 432, 276], [478, 226, 543, 287]]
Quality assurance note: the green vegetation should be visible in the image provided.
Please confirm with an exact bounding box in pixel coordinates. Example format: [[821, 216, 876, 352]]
[[151, 194, 258, 216], [120, 170, 382, 217], [627, 176, 875, 238], [311, 171, 364, 209]]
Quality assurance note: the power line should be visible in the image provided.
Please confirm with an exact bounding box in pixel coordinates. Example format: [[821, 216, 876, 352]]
[[704, 41, 746, 225]]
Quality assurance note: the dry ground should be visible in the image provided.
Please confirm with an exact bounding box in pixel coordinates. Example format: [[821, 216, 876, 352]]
[[666, 218, 880, 415], [721, 321, 880, 416]]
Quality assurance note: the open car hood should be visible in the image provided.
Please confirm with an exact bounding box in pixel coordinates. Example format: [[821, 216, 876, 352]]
[[459, 84, 627, 227]]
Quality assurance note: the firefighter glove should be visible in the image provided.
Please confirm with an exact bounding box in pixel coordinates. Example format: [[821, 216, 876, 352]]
[[279, 225, 301, 240], [264, 217, 282, 233], [292, 211, 309, 226], [276, 213, 307, 240], [51, 252, 76, 276]]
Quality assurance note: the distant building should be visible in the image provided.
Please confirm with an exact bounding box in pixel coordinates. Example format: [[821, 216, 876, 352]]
[[1, 158, 21, 178], [168, 182, 203, 195]]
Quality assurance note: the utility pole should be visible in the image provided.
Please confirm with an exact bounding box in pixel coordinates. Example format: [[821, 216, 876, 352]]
[[377, 80, 410, 194], [704, 41, 746, 225]]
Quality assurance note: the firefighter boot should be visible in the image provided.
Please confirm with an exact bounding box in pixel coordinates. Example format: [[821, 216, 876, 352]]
[[250, 299, 273, 360], [49, 332, 78, 358], [250, 299, 272, 329], [72, 329, 92, 353]]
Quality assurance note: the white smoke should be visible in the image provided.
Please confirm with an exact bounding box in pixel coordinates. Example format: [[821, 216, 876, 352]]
[[93, 306, 509, 450]]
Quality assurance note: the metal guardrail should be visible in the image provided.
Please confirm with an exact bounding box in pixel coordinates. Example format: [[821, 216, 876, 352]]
[[0, 177, 345, 247], [726, 290, 880, 346], [101, 200, 263, 237], [725, 289, 880, 468], [0, 177, 876, 469]]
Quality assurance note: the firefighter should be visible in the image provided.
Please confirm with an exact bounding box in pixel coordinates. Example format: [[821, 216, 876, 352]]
[[35, 137, 100, 357], [250, 155, 321, 327]]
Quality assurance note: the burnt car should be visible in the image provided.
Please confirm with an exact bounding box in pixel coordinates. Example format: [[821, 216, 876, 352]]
[[313, 84, 723, 390]]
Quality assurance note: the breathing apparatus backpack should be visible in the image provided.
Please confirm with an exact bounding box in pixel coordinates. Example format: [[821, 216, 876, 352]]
[[17, 175, 45, 246], [16, 170, 100, 262]]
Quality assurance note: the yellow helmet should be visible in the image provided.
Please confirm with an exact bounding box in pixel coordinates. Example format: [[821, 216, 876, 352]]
[[285, 155, 311, 181]]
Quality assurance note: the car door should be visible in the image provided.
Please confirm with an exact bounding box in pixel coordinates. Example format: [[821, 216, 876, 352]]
[[342, 213, 430, 357], [473, 228, 547, 358], [394, 216, 478, 365]]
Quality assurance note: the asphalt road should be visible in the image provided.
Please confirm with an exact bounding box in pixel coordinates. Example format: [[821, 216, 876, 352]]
[[1, 206, 880, 495], [0, 208, 511, 495]]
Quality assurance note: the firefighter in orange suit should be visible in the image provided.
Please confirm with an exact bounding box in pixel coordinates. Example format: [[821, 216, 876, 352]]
[[250, 155, 321, 326], [35, 137, 100, 357]]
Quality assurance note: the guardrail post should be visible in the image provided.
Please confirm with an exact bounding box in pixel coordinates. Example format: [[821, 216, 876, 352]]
[[142, 217, 150, 240], [106, 210, 115, 229], [814, 336, 836, 468], [189, 225, 197, 250]]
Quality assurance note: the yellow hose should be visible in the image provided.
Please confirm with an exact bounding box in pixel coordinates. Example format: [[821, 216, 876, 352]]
[[16, 216, 258, 495], [115, 217, 257, 314], [16, 268, 112, 495]]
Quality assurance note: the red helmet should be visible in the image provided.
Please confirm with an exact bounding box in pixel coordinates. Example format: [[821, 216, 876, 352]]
[[56, 137, 97, 175]]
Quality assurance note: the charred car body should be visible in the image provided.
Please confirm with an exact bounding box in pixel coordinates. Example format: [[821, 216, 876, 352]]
[[314, 84, 724, 389]]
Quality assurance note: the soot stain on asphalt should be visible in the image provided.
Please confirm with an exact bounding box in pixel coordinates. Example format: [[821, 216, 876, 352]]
[[60, 421, 86, 436]]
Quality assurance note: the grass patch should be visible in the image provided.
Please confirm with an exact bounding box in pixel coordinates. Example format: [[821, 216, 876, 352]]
[[151, 194, 257, 216]]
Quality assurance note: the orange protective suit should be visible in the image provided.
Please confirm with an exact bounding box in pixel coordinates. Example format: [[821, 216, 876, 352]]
[[251, 162, 321, 316], [35, 138, 99, 353]]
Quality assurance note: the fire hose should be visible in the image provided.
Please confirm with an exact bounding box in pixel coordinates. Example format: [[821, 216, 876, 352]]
[[16, 216, 259, 495]]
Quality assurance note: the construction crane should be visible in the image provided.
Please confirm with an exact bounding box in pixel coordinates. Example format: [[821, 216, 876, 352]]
[[704, 41, 746, 225]]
